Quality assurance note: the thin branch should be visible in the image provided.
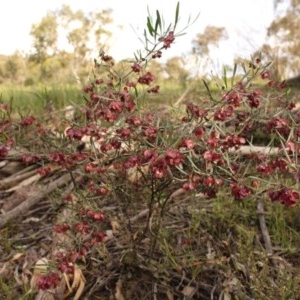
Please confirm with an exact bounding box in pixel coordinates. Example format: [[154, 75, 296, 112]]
[[257, 198, 279, 268], [257, 198, 273, 256]]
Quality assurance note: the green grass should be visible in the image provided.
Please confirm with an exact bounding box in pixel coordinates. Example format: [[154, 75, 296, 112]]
[[0, 83, 197, 119], [0, 84, 83, 115], [2, 79, 281, 118]]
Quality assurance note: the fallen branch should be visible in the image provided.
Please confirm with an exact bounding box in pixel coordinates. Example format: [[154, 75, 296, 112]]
[[257, 198, 279, 269], [0, 160, 8, 169], [0, 169, 39, 190], [0, 161, 32, 176], [257, 198, 273, 256], [229, 145, 280, 156], [0, 173, 72, 228], [7, 173, 41, 193]]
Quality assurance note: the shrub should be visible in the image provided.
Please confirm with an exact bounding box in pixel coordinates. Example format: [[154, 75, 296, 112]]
[[1, 3, 299, 299]]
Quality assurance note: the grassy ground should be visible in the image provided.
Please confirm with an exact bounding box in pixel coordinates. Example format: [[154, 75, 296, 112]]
[[1, 182, 300, 299], [1, 84, 300, 299], [0, 81, 210, 115], [0, 84, 84, 115]]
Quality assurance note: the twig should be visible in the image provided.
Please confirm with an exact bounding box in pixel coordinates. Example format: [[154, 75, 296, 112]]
[[174, 87, 190, 107], [153, 282, 157, 300], [129, 188, 187, 224], [6, 147, 30, 158], [158, 88, 190, 115], [130, 207, 153, 224], [257, 198, 273, 256], [257, 198, 279, 269]]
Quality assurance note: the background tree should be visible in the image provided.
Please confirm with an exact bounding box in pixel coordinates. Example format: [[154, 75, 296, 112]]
[[259, 0, 300, 80], [30, 13, 58, 62], [4, 59, 18, 81], [30, 13, 58, 80], [58, 5, 112, 83], [0, 52, 26, 83], [191, 25, 228, 75], [192, 26, 228, 56], [28, 5, 112, 84]]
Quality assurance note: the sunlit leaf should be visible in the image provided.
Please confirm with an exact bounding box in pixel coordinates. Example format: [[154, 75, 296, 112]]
[[223, 67, 228, 89], [155, 10, 162, 33], [147, 17, 154, 37], [174, 2, 180, 29], [203, 79, 216, 102], [231, 63, 237, 87]]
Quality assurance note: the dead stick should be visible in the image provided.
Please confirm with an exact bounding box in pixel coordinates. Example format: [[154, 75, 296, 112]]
[[0, 161, 8, 168], [0, 169, 38, 190], [229, 145, 280, 156], [0, 173, 71, 228], [129, 207, 152, 224], [257, 198, 273, 255], [257, 198, 279, 268], [174, 87, 190, 107]]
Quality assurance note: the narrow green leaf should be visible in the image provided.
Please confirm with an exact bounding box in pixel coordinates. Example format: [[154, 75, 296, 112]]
[[174, 2, 180, 30], [223, 67, 228, 90], [231, 63, 237, 87], [203, 80, 215, 102], [165, 24, 172, 33], [187, 14, 191, 24], [134, 86, 138, 99], [147, 17, 154, 37], [143, 29, 149, 49], [241, 62, 247, 74], [265, 61, 272, 68], [155, 10, 162, 33]]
